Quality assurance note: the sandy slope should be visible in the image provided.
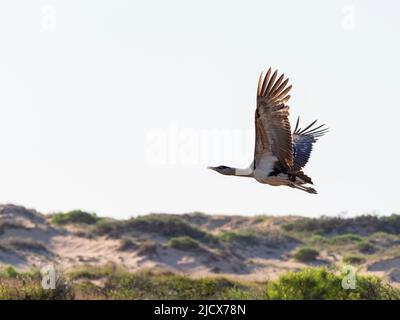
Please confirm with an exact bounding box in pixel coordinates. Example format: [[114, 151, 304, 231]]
[[1, 204, 400, 285]]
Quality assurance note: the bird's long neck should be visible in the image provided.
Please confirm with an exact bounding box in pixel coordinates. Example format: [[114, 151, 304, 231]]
[[232, 167, 254, 177]]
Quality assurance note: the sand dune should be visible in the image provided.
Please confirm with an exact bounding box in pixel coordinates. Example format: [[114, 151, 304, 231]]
[[1, 204, 400, 285]]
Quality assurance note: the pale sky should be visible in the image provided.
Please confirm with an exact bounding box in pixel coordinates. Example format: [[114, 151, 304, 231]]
[[0, 0, 399, 219]]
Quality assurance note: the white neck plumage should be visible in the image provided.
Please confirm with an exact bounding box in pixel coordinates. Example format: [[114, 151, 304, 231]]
[[234, 167, 254, 177], [209, 163, 254, 177]]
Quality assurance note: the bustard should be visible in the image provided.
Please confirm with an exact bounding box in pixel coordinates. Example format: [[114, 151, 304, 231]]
[[208, 68, 328, 194]]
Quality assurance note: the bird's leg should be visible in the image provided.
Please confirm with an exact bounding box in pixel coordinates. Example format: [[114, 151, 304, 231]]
[[305, 187, 317, 194], [289, 184, 307, 191], [290, 183, 317, 194]]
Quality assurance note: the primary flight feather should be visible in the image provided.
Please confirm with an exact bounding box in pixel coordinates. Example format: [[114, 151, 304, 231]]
[[209, 68, 328, 194]]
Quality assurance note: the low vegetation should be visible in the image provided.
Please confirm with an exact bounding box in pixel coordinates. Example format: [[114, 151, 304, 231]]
[[67, 264, 126, 280], [167, 236, 200, 250], [343, 255, 366, 265], [2, 204, 400, 300], [99, 271, 240, 299], [266, 268, 400, 300], [328, 234, 364, 245], [118, 237, 138, 251], [282, 214, 400, 235], [51, 210, 101, 225], [218, 231, 258, 245], [1, 265, 399, 300], [293, 247, 320, 262], [368, 232, 400, 247], [136, 240, 159, 256], [357, 241, 377, 254], [93, 214, 216, 243], [0, 266, 74, 300], [310, 234, 364, 246]]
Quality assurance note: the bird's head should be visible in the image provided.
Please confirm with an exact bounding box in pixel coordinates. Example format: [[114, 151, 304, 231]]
[[208, 165, 235, 176]]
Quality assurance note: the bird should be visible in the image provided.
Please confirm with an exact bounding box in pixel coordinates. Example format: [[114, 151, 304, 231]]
[[208, 68, 328, 194]]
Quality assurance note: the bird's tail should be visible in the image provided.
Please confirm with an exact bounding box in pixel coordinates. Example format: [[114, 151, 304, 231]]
[[296, 171, 313, 184], [289, 171, 313, 185]]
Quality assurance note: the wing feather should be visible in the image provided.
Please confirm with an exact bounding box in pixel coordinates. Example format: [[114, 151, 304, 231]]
[[260, 68, 272, 96], [292, 117, 328, 170], [271, 78, 289, 98], [254, 69, 293, 170], [264, 70, 277, 96]]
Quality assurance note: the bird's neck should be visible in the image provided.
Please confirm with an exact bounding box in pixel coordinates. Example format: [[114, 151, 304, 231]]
[[233, 167, 254, 177]]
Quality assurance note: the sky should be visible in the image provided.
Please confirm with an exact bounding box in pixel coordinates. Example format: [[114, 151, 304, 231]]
[[0, 0, 399, 219]]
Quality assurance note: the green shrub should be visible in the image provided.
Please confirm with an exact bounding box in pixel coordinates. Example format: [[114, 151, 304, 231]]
[[2, 265, 399, 300], [118, 237, 138, 251], [311, 234, 364, 246], [93, 214, 215, 242], [130, 215, 211, 239], [102, 271, 238, 299], [282, 214, 400, 235], [167, 236, 200, 250], [51, 210, 100, 225], [311, 234, 329, 244], [136, 240, 158, 256], [0, 266, 41, 279], [343, 255, 366, 265], [357, 241, 377, 254], [68, 264, 127, 280], [67, 266, 250, 299], [0, 266, 19, 278], [218, 231, 258, 245], [282, 217, 345, 234], [293, 247, 319, 262], [0, 268, 74, 300], [266, 268, 400, 300], [368, 232, 400, 247], [92, 218, 117, 234], [329, 234, 364, 245], [221, 287, 261, 299]]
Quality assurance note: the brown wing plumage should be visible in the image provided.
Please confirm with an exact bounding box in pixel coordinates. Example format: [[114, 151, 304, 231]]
[[254, 68, 293, 170]]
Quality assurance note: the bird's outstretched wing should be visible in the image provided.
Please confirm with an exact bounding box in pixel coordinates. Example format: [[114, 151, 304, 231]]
[[292, 117, 328, 171], [254, 68, 293, 170]]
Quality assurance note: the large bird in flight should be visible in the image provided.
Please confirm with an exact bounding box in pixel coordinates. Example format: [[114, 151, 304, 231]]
[[209, 68, 328, 194]]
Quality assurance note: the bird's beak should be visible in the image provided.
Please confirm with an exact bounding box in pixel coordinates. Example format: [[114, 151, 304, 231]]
[[207, 166, 216, 171]]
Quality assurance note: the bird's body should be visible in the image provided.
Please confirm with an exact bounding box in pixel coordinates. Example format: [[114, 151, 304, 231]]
[[209, 68, 328, 194]]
